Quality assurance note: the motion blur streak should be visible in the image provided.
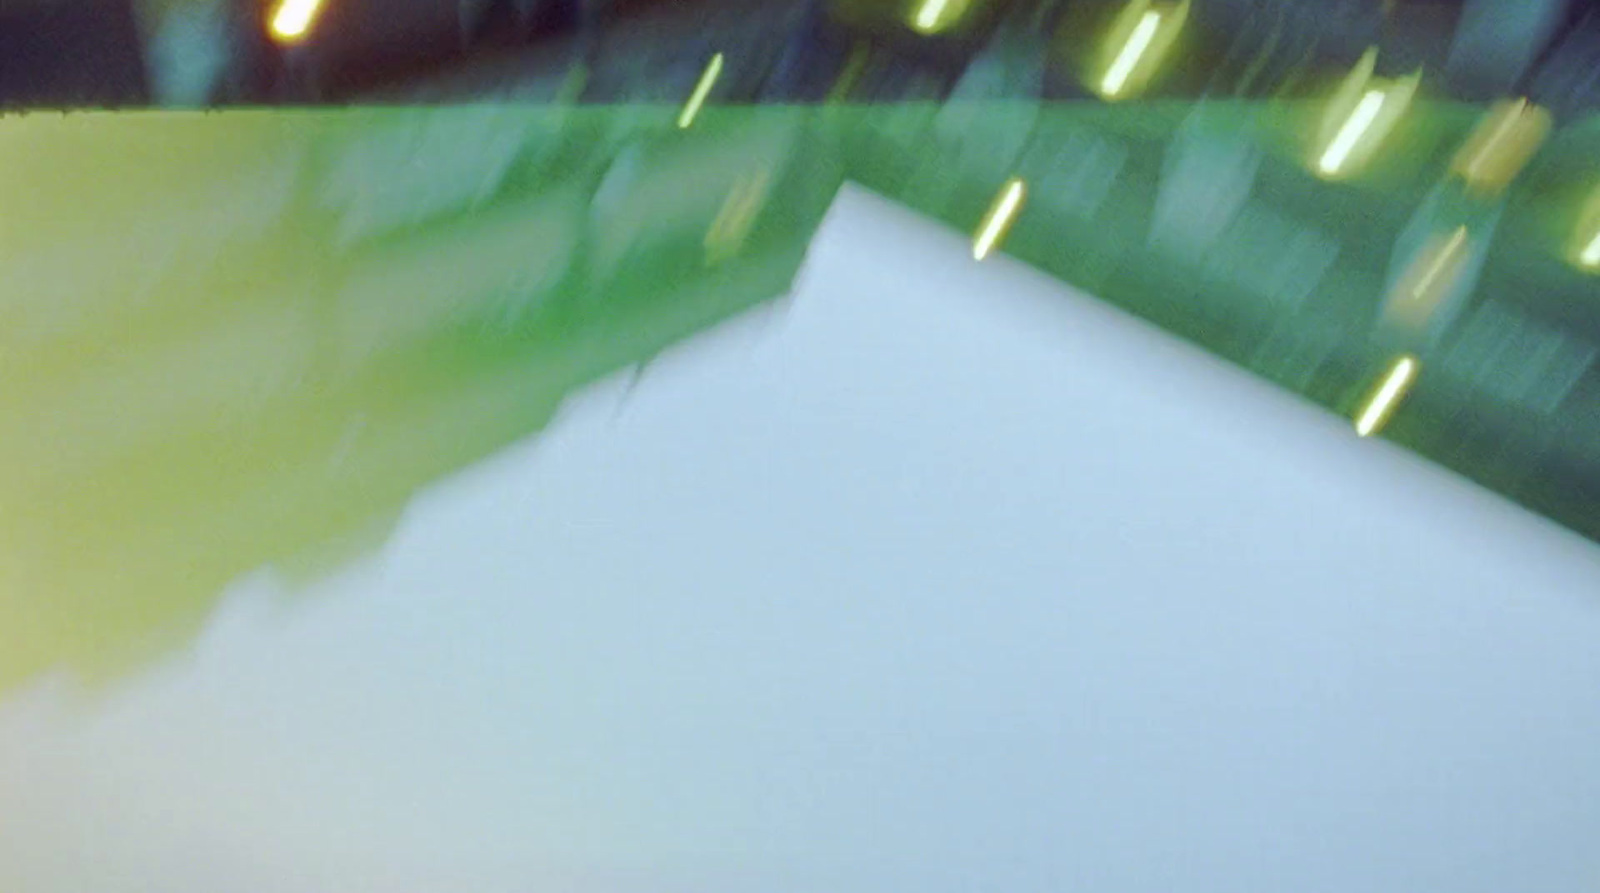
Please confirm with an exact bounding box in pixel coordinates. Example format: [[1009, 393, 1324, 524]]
[[1574, 220, 1600, 268], [1414, 228, 1469, 299], [1311, 46, 1421, 181], [1462, 99, 1529, 180], [1450, 98, 1550, 196], [911, 0, 961, 35], [706, 170, 773, 265], [1356, 355, 1419, 438], [1388, 226, 1470, 328], [678, 53, 724, 130], [269, 0, 326, 42], [1319, 89, 1385, 177], [1569, 186, 1600, 271], [972, 178, 1026, 261], [1102, 11, 1160, 98], [1582, 232, 1600, 269], [1093, 0, 1187, 101]]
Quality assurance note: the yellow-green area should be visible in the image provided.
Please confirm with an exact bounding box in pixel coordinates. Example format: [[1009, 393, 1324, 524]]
[[1, 98, 1598, 694]]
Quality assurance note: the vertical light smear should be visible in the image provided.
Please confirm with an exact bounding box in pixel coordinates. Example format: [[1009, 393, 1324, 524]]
[[1319, 89, 1386, 176], [678, 54, 724, 130], [269, 0, 326, 42], [1102, 11, 1162, 98], [972, 178, 1026, 261], [1355, 355, 1419, 438]]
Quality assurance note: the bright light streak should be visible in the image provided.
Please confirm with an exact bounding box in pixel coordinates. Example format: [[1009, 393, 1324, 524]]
[[972, 179, 1026, 261], [912, 0, 952, 33], [1102, 11, 1162, 98], [677, 53, 724, 130], [1581, 232, 1600, 269], [1453, 98, 1549, 195], [1409, 226, 1468, 302], [1319, 89, 1386, 176], [1463, 99, 1524, 181], [1355, 355, 1419, 438], [269, 0, 326, 42]]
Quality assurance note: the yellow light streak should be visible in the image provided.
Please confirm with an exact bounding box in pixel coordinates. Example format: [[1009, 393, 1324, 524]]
[[1102, 10, 1162, 98], [1319, 88, 1386, 176], [1570, 187, 1600, 272], [1386, 227, 1469, 329], [705, 170, 771, 265], [1452, 98, 1550, 195], [912, 0, 952, 33], [909, 0, 970, 34], [269, 0, 326, 43], [972, 178, 1026, 261], [678, 53, 724, 130], [1355, 355, 1419, 438], [1408, 226, 1468, 301], [1463, 99, 1524, 180]]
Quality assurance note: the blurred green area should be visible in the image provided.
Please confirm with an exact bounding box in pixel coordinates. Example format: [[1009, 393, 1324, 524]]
[[0, 96, 1597, 693]]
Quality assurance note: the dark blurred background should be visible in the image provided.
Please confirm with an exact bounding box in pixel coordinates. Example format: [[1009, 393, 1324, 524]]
[[0, 0, 1594, 110]]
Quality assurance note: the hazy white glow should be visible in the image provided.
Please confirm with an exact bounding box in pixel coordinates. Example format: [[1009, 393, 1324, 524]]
[[1581, 231, 1600, 268], [1102, 11, 1162, 98], [1356, 356, 1418, 438], [972, 179, 1026, 261], [269, 0, 325, 41], [678, 54, 724, 130], [1319, 89, 1386, 176], [913, 0, 952, 33]]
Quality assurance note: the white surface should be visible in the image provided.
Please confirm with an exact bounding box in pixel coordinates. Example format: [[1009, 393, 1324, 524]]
[[3, 184, 1600, 893]]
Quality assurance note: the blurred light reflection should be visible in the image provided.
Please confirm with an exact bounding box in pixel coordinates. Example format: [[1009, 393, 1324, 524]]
[[972, 177, 1025, 260], [1356, 355, 1419, 438], [678, 53, 725, 130], [269, 0, 326, 43]]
